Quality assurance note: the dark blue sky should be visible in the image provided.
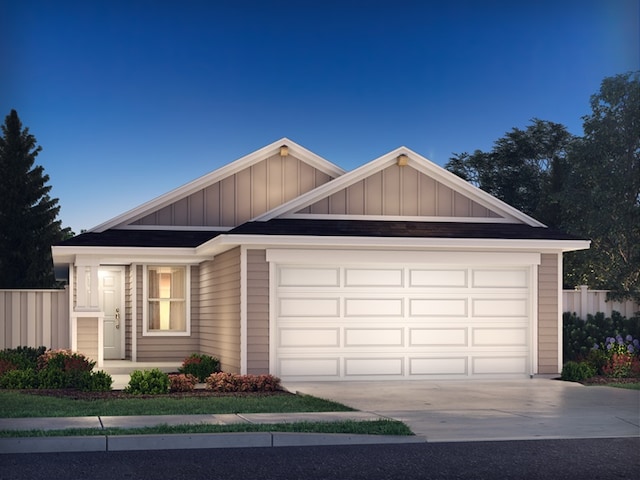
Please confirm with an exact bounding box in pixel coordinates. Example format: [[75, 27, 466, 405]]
[[2, 0, 638, 233]]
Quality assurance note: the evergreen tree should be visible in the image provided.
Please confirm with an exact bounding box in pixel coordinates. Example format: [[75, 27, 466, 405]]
[[0, 109, 70, 288]]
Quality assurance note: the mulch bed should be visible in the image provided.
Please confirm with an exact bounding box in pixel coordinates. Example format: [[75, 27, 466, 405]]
[[580, 376, 640, 385], [17, 388, 293, 400]]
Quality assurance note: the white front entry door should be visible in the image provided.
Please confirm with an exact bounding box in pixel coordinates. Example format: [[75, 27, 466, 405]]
[[99, 267, 125, 360]]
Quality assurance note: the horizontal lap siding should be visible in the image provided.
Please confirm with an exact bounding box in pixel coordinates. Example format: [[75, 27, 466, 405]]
[[77, 317, 98, 363], [538, 254, 559, 374], [199, 248, 241, 373], [247, 249, 269, 374], [135, 265, 199, 362]]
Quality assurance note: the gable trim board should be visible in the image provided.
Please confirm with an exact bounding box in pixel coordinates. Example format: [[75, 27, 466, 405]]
[[52, 139, 589, 379]]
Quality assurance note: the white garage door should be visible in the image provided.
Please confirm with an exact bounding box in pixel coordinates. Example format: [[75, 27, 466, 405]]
[[272, 260, 533, 381]]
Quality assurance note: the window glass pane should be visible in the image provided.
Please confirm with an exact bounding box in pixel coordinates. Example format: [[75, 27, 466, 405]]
[[147, 266, 187, 333]]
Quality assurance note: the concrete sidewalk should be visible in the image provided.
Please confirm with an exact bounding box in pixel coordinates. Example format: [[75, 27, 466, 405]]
[[0, 411, 422, 454]]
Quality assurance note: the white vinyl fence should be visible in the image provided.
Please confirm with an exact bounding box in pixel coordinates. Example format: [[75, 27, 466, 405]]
[[0, 289, 70, 351], [563, 285, 640, 318]]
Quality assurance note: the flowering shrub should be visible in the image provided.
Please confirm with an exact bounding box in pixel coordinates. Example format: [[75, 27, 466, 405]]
[[205, 373, 281, 392], [169, 373, 197, 392], [178, 353, 220, 382], [0, 347, 112, 391], [592, 335, 640, 378]]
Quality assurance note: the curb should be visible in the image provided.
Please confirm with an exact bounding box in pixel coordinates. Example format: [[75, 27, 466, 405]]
[[0, 432, 426, 454]]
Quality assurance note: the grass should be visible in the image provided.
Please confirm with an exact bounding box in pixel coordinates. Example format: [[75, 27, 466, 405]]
[[0, 391, 353, 418], [606, 382, 640, 390], [0, 419, 413, 438]]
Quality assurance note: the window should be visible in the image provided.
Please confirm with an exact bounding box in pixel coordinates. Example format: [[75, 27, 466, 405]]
[[144, 265, 190, 335]]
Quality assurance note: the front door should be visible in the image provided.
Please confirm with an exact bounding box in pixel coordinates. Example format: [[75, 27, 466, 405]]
[[99, 267, 124, 360]]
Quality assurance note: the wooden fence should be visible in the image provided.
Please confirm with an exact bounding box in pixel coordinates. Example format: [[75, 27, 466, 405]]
[[0, 289, 70, 351], [563, 285, 639, 318]]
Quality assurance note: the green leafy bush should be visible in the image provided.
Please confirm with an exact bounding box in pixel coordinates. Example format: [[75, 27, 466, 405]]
[[178, 353, 220, 382], [592, 335, 640, 378], [205, 373, 281, 392], [0, 368, 37, 389], [88, 371, 113, 392], [125, 369, 170, 395], [561, 361, 596, 382], [169, 373, 197, 392], [563, 312, 640, 363], [0, 346, 46, 371]]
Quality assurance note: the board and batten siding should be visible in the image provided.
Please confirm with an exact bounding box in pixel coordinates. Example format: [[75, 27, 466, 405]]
[[301, 164, 502, 218], [134, 265, 199, 362], [0, 289, 69, 350], [538, 253, 560, 374], [132, 154, 335, 227], [246, 249, 269, 374], [199, 248, 241, 373]]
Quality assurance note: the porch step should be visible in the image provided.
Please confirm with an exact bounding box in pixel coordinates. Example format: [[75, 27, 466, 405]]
[[98, 362, 181, 375]]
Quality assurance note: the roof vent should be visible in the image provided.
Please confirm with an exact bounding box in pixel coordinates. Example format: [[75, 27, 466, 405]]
[[397, 154, 409, 166], [280, 145, 289, 157]]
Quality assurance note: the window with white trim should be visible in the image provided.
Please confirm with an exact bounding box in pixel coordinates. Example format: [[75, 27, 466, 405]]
[[144, 265, 190, 335]]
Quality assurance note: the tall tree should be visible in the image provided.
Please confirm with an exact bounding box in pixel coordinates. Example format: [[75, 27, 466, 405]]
[[561, 72, 640, 300], [0, 110, 70, 288], [445, 119, 575, 228]]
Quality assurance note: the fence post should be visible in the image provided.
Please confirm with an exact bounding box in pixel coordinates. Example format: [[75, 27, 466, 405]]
[[579, 285, 589, 319]]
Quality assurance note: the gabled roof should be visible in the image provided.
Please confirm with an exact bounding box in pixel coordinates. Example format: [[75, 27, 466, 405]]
[[90, 138, 346, 232], [255, 146, 546, 227]]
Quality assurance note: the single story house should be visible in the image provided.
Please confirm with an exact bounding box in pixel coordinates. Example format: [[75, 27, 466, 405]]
[[52, 138, 589, 381]]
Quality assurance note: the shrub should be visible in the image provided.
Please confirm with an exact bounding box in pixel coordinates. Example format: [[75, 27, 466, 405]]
[[563, 312, 640, 363], [592, 335, 640, 378], [87, 371, 113, 392], [0, 368, 37, 389], [205, 372, 281, 392], [561, 361, 596, 382], [178, 353, 220, 382], [37, 349, 95, 372], [169, 373, 197, 392], [0, 346, 46, 371], [0, 358, 18, 377], [125, 369, 170, 395]]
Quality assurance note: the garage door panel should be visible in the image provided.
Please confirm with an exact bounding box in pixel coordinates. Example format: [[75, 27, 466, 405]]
[[279, 358, 340, 377], [409, 357, 468, 375], [409, 298, 467, 317], [472, 356, 528, 374], [345, 358, 403, 376], [279, 297, 340, 317], [279, 267, 340, 287], [472, 298, 527, 317], [410, 328, 468, 347], [472, 269, 528, 288], [345, 268, 403, 287], [410, 269, 467, 287], [279, 328, 340, 347], [345, 328, 404, 347], [472, 328, 527, 346], [345, 298, 403, 317]]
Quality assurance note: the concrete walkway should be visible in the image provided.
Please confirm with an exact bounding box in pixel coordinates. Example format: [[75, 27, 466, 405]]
[[0, 411, 419, 454]]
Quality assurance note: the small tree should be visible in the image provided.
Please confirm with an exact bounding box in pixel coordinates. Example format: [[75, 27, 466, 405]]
[[0, 110, 70, 288]]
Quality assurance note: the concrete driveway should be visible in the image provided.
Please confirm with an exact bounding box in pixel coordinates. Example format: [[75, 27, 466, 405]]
[[284, 378, 640, 442]]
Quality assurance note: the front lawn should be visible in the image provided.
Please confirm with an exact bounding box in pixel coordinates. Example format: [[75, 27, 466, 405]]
[[0, 390, 353, 418]]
